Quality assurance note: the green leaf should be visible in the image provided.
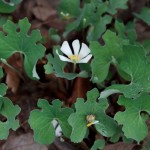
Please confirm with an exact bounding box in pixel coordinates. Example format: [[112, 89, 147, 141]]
[[107, 0, 128, 15], [48, 28, 60, 43], [114, 95, 150, 142], [115, 20, 137, 43], [91, 139, 105, 150], [90, 30, 128, 83], [134, 7, 150, 26], [105, 44, 150, 98], [79, 63, 91, 74], [45, 50, 89, 80], [99, 89, 121, 100], [87, 15, 112, 41], [142, 39, 150, 55], [63, 1, 109, 38], [109, 126, 124, 143], [0, 67, 3, 78], [0, 99, 2, 110], [0, 84, 7, 97], [0, 16, 10, 27], [87, 88, 99, 102], [29, 99, 73, 144], [68, 88, 119, 143], [80, 2, 107, 28], [2, 0, 22, 6], [0, 0, 16, 13], [59, 0, 80, 17], [83, 0, 93, 3], [0, 97, 20, 139], [68, 111, 87, 143], [0, 18, 45, 79], [63, 15, 82, 37], [45, 53, 77, 79]]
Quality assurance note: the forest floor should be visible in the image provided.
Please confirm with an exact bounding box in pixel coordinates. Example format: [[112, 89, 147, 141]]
[[0, 0, 150, 149]]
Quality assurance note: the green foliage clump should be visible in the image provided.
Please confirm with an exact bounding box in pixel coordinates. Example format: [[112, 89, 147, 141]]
[[1, 0, 150, 149]]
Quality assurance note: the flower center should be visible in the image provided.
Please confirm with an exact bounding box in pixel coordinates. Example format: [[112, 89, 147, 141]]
[[86, 114, 99, 127], [68, 55, 80, 62]]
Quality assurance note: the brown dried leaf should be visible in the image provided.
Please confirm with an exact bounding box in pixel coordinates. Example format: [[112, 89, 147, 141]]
[[103, 142, 135, 150], [2, 133, 48, 150], [68, 78, 91, 105], [45, 74, 69, 101], [32, 6, 57, 21], [2, 53, 24, 93], [5, 70, 20, 93]]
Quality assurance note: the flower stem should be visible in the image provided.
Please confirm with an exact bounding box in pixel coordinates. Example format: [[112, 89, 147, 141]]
[[71, 63, 77, 88], [73, 63, 76, 73]]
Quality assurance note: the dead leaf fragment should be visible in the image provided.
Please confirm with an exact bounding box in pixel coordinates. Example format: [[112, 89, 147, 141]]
[[68, 77, 91, 105], [32, 6, 57, 21], [103, 142, 135, 150], [2, 133, 48, 150], [2, 53, 24, 93]]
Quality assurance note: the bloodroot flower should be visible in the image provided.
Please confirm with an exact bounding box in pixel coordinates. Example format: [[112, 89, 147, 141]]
[[56, 39, 92, 64]]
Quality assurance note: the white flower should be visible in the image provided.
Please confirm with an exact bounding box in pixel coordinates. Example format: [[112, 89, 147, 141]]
[[56, 39, 92, 63]]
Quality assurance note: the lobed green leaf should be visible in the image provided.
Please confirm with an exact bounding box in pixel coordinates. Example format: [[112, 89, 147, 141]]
[[115, 95, 150, 142], [0, 0, 16, 13], [134, 7, 150, 26], [0, 97, 20, 139], [91, 139, 105, 150], [0, 84, 7, 97], [90, 30, 128, 83], [107, 0, 128, 15], [0, 18, 45, 79], [68, 88, 119, 143], [104, 44, 150, 98], [59, 0, 80, 17], [29, 99, 73, 144]]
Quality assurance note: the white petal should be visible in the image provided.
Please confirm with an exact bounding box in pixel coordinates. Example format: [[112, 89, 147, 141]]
[[72, 39, 80, 55], [56, 49, 72, 62], [78, 54, 92, 63], [52, 119, 62, 137], [79, 43, 91, 59], [52, 119, 58, 127], [55, 125, 62, 137], [58, 55, 73, 62], [60, 41, 73, 56], [93, 120, 99, 124]]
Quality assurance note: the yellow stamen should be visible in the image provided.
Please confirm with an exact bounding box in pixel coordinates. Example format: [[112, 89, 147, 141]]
[[68, 55, 80, 62], [87, 122, 93, 127]]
